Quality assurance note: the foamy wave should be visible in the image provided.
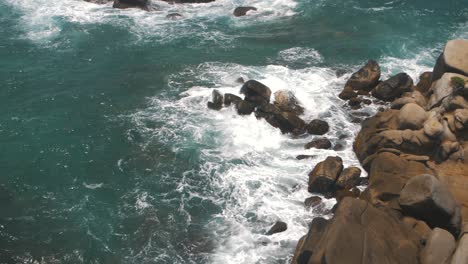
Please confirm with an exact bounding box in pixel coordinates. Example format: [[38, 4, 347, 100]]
[[130, 61, 370, 263], [5, 0, 298, 43]]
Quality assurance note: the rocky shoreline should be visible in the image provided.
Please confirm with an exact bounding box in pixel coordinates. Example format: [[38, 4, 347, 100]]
[[208, 39, 468, 263]]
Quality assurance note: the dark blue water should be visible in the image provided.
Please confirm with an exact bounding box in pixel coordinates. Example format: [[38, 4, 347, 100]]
[[0, 0, 467, 263]]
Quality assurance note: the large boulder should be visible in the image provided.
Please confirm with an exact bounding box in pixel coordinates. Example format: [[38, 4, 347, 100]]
[[308, 156, 343, 193], [360, 152, 433, 210], [344, 60, 381, 92], [291, 198, 423, 264], [372, 73, 414, 101], [421, 228, 456, 264], [113, 0, 149, 10], [428, 73, 468, 109], [306, 119, 329, 135], [432, 39, 468, 82], [233, 6, 257, 17], [399, 174, 461, 235], [398, 103, 428, 130], [273, 90, 304, 115], [240, 80, 272, 106]]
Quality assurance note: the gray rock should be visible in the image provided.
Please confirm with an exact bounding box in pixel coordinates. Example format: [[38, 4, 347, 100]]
[[304, 196, 322, 209], [236, 100, 255, 115], [166, 13, 183, 20], [398, 103, 428, 130], [399, 174, 461, 235], [432, 39, 468, 81], [308, 156, 343, 193], [223, 93, 242, 107], [421, 228, 456, 264]]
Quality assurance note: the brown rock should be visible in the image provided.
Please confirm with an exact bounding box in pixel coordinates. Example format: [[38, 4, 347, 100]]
[[306, 119, 329, 135], [304, 196, 322, 209], [308, 156, 343, 194], [291, 198, 422, 264], [113, 0, 149, 10], [233, 6, 257, 17], [336, 166, 361, 189], [240, 80, 271, 105], [345, 60, 381, 91], [266, 221, 287, 235], [304, 137, 332, 149], [207, 89, 223, 110], [398, 103, 428, 130], [428, 73, 468, 109], [450, 232, 468, 264], [416, 71, 433, 95]]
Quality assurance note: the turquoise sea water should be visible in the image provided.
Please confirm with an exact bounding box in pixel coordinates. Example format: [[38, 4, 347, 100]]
[[0, 0, 467, 263]]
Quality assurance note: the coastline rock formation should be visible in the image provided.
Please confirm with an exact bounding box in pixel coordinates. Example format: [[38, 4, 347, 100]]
[[292, 39, 468, 264]]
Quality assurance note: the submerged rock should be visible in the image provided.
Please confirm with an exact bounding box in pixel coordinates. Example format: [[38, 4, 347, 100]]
[[166, 13, 183, 20], [233, 6, 257, 17]]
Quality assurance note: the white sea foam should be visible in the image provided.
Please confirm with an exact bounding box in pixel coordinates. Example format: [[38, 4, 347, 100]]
[[130, 60, 379, 263], [5, 0, 297, 44]]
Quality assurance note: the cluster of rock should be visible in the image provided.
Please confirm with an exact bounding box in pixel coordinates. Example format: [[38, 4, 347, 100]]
[[292, 39, 468, 264], [207, 79, 331, 137], [84, 0, 257, 18]]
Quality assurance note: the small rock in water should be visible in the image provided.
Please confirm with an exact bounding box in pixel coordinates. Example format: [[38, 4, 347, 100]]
[[296, 154, 316, 160], [224, 93, 242, 107], [304, 196, 322, 209], [236, 77, 245, 84], [233, 6, 257, 17], [266, 221, 287, 235], [166, 13, 183, 20], [306, 119, 329, 135], [207, 89, 223, 110], [305, 137, 332, 149]]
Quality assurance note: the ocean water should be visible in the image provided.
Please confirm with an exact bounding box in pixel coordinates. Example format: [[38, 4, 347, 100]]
[[0, 0, 467, 263]]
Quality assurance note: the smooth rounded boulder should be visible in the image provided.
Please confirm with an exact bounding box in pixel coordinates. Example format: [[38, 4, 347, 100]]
[[432, 39, 468, 81], [398, 103, 428, 130], [306, 119, 329, 135], [371, 73, 413, 101], [421, 228, 456, 264], [233, 6, 257, 17]]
